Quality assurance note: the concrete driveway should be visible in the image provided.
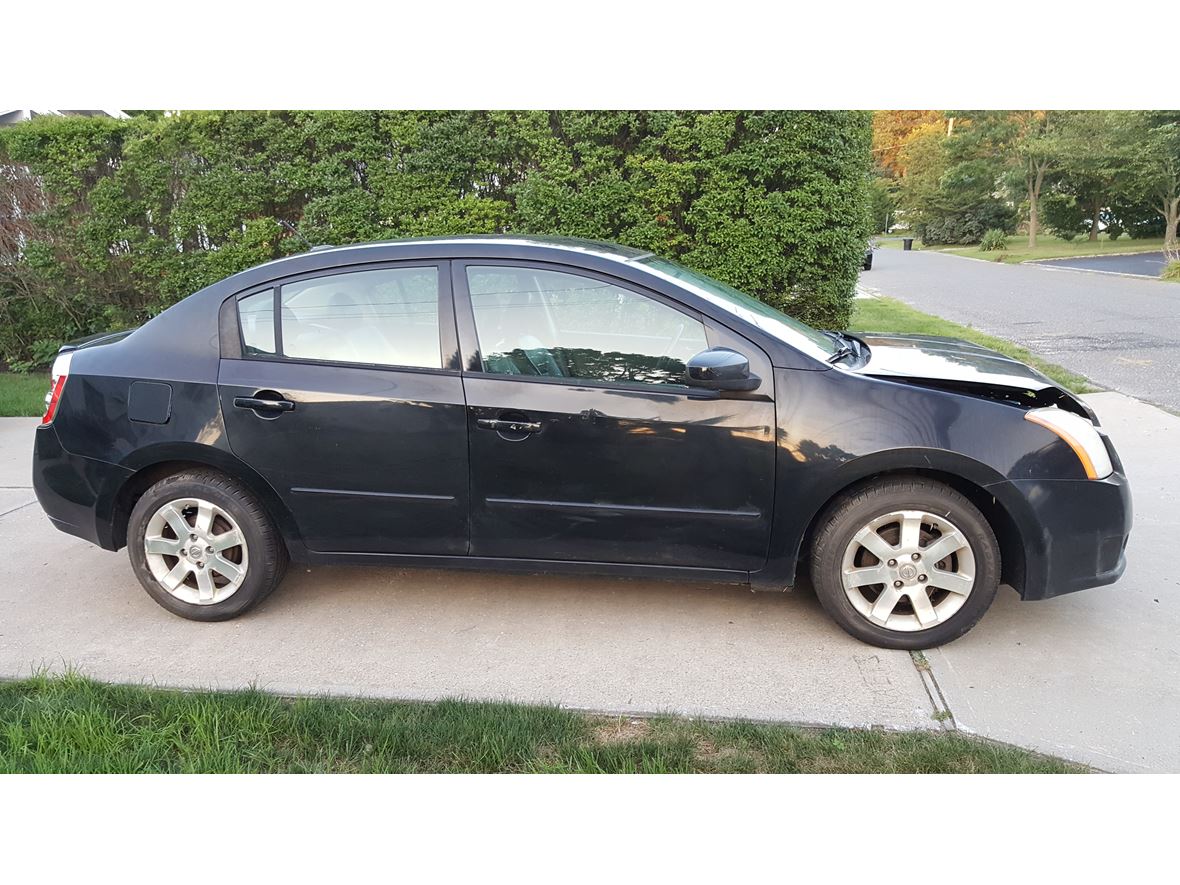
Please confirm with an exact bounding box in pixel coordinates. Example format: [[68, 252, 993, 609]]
[[861, 247, 1180, 412], [1, 396, 1177, 771], [1031, 251, 1169, 278]]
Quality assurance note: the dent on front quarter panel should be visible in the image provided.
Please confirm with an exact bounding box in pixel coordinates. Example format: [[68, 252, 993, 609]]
[[775, 368, 1040, 478], [758, 367, 1086, 589], [864, 374, 1095, 422]]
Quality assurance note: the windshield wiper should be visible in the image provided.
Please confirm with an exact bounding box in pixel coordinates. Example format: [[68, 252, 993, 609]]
[[823, 331, 861, 364]]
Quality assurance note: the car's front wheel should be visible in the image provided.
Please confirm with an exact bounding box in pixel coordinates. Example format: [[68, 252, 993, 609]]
[[127, 469, 288, 620], [810, 477, 999, 649]]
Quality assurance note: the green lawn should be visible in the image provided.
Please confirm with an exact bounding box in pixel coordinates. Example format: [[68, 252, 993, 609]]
[[0, 372, 48, 417], [875, 234, 918, 250], [852, 296, 1093, 393], [877, 233, 1166, 266], [0, 674, 1081, 773]]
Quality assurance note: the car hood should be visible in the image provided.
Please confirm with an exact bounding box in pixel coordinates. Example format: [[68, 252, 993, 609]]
[[850, 332, 1056, 390], [846, 331, 1095, 419]]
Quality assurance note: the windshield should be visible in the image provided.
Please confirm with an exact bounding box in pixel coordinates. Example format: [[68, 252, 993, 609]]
[[635, 256, 838, 361]]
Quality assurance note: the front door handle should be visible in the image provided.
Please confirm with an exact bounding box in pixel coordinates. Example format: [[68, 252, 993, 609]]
[[477, 418, 541, 434], [234, 395, 295, 413]]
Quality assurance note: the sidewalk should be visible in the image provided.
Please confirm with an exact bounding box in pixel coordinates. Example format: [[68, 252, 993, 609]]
[[927, 392, 1180, 771]]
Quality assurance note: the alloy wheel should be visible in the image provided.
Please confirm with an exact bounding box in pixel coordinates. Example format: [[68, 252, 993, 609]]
[[143, 497, 249, 605], [840, 509, 976, 632]]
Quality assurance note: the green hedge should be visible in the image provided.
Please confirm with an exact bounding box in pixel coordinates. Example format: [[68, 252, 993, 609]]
[[0, 111, 871, 368]]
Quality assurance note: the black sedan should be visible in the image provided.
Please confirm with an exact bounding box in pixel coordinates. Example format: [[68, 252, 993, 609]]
[[32, 236, 1132, 648]]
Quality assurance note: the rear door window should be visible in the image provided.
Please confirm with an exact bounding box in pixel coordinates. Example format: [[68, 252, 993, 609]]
[[280, 267, 442, 368], [235, 266, 443, 369]]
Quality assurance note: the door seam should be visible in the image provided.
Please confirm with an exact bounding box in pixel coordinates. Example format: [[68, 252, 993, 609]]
[[452, 259, 475, 557]]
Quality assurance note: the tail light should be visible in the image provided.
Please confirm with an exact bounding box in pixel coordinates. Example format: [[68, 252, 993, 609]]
[[41, 352, 72, 425]]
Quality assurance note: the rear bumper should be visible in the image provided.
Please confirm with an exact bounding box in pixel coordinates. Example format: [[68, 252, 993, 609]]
[[1000, 469, 1132, 600], [32, 424, 130, 550]]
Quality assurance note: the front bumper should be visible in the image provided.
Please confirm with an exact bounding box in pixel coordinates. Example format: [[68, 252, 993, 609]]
[[32, 424, 131, 550], [997, 468, 1132, 601]]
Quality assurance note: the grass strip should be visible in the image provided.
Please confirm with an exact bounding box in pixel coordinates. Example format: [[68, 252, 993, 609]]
[[0, 372, 48, 417], [0, 674, 1083, 773]]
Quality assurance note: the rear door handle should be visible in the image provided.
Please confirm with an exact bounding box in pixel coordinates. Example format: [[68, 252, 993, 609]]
[[234, 396, 295, 413], [477, 418, 541, 434]]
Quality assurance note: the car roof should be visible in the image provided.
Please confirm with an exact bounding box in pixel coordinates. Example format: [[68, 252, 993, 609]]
[[254, 235, 654, 273]]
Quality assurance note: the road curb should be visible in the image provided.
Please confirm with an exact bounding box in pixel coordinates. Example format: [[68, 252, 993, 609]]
[[1026, 248, 1171, 261], [1026, 264, 1168, 282]]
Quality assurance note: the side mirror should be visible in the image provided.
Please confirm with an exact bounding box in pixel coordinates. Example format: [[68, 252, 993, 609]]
[[685, 347, 761, 392]]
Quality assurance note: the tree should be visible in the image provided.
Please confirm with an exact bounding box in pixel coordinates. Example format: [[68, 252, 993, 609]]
[[867, 173, 896, 233], [872, 110, 945, 178], [1015, 113, 1057, 248], [953, 111, 1082, 249], [899, 111, 1102, 248], [1058, 111, 1125, 241], [896, 115, 1015, 245], [1117, 111, 1180, 255], [973, 111, 1073, 249]]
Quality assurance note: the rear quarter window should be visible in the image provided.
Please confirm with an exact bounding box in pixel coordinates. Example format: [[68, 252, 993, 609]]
[[238, 289, 276, 356]]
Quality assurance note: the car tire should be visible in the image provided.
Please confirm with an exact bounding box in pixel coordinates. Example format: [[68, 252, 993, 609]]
[[127, 469, 288, 621], [810, 477, 999, 649]]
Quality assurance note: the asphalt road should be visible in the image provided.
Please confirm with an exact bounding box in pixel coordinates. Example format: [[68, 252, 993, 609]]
[[861, 247, 1180, 412], [2, 395, 1178, 771], [1031, 251, 1169, 277]]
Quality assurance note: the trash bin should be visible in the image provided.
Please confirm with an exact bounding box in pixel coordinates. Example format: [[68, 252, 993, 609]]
[[902, 238, 914, 251]]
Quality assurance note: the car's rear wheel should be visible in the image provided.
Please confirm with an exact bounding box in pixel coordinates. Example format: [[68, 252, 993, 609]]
[[127, 470, 287, 620], [810, 477, 999, 649]]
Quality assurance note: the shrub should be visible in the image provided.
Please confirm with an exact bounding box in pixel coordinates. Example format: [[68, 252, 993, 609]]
[[979, 229, 1009, 251], [1127, 219, 1166, 239], [918, 201, 1016, 245], [919, 215, 982, 245], [1162, 260, 1180, 282], [1106, 223, 1123, 241], [1042, 191, 1086, 241], [0, 111, 873, 366], [1110, 199, 1167, 239]]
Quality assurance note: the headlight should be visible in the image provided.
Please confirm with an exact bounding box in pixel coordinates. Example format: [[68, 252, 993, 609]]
[[1024, 407, 1113, 480]]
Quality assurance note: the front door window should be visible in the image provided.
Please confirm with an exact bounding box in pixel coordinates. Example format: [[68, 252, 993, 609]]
[[466, 266, 708, 388]]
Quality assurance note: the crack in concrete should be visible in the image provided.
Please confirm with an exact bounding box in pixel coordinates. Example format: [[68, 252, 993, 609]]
[[910, 650, 957, 731], [0, 499, 37, 520]]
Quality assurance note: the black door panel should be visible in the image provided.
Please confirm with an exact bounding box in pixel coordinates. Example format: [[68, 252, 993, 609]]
[[219, 358, 468, 554], [463, 375, 775, 569], [455, 260, 776, 571]]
